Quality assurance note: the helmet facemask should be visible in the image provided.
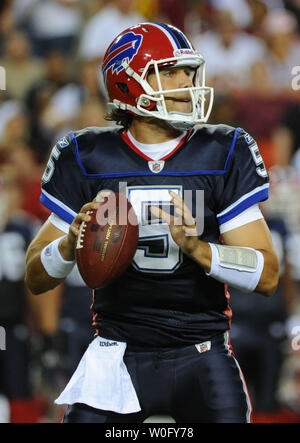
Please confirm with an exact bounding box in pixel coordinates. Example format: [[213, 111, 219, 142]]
[[107, 54, 214, 131]]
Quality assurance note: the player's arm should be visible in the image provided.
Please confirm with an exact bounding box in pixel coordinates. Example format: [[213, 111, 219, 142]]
[[25, 201, 100, 295], [220, 218, 279, 296], [151, 190, 279, 297]]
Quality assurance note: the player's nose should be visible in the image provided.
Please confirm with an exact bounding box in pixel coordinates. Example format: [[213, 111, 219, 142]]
[[177, 68, 193, 88]]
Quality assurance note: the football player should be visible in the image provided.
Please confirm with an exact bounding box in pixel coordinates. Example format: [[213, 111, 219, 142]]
[[25, 23, 279, 423]]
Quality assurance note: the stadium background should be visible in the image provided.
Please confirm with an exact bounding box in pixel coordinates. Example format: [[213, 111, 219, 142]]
[[0, 0, 300, 423]]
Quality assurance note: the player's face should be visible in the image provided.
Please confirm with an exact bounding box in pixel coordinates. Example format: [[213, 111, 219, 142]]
[[147, 66, 195, 114]]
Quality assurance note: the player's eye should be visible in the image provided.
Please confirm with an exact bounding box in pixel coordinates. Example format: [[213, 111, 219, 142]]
[[185, 68, 196, 80], [162, 70, 175, 77]]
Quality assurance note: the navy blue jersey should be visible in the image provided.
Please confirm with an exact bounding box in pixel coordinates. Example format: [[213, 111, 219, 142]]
[[41, 125, 269, 347], [62, 266, 94, 324]]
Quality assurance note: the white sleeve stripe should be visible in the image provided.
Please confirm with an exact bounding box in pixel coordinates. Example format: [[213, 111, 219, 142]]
[[41, 189, 77, 218], [217, 183, 269, 218], [48, 213, 70, 234], [219, 204, 263, 234]]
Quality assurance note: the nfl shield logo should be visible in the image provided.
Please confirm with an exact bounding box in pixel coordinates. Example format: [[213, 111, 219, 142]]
[[195, 341, 211, 354], [148, 161, 165, 173]]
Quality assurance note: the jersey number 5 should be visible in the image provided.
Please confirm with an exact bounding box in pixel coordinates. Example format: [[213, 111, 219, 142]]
[[42, 145, 61, 183], [249, 143, 268, 178], [127, 186, 183, 274]]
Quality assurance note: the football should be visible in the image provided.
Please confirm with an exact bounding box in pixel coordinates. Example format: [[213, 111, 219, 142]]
[[75, 193, 139, 288]]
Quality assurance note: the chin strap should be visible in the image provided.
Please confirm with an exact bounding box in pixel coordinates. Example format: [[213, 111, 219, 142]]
[[166, 113, 197, 130]]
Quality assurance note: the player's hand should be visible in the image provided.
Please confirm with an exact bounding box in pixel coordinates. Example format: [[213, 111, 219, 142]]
[[150, 190, 200, 257], [59, 191, 111, 261]]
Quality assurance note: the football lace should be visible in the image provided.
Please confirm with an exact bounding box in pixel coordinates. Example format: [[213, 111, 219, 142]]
[[76, 220, 87, 250]]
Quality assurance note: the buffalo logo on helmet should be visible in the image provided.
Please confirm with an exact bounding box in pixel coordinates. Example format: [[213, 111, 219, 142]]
[[103, 32, 143, 79]]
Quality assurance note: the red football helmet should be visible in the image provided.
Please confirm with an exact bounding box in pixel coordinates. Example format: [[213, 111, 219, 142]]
[[102, 23, 214, 130]]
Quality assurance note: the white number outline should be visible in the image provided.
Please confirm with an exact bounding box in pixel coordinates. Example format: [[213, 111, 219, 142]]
[[249, 143, 268, 178], [42, 145, 61, 183], [127, 185, 183, 274]]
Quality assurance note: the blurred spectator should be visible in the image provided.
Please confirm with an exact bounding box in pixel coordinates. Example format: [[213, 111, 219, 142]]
[[284, 0, 300, 32], [27, 282, 66, 423], [193, 10, 266, 92], [208, 93, 240, 128], [212, 0, 253, 28], [23, 0, 82, 57], [79, 0, 145, 61], [261, 126, 300, 291], [4, 143, 50, 222], [294, 148, 300, 185], [262, 127, 300, 234], [157, 0, 188, 31], [36, 59, 107, 141], [0, 101, 28, 157], [184, 1, 215, 40], [281, 102, 300, 156], [0, 30, 45, 101], [279, 102, 300, 196], [133, 0, 159, 21], [74, 98, 107, 130], [0, 0, 10, 16], [25, 50, 72, 157], [278, 346, 300, 416], [0, 0, 14, 49], [37, 83, 82, 141], [246, 0, 269, 37], [231, 88, 295, 163], [10, 0, 39, 36], [230, 217, 297, 416], [261, 8, 300, 91], [59, 267, 94, 379], [0, 169, 42, 422]]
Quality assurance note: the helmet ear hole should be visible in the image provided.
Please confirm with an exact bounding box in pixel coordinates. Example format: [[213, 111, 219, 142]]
[[117, 82, 129, 94]]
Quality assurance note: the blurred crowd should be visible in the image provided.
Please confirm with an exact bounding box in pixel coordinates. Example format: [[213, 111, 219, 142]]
[[0, 0, 300, 423]]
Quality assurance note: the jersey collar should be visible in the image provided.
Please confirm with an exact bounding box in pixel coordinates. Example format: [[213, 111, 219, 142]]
[[120, 129, 191, 162]]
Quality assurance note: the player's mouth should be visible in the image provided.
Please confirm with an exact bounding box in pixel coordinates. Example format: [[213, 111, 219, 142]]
[[165, 97, 191, 103], [165, 97, 193, 113]]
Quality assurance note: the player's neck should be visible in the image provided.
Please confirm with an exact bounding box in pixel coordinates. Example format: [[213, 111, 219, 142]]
[[129, 118, 183, 144]]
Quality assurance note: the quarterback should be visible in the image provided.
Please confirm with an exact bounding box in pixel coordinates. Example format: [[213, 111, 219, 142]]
[[25, 23, 279, 423]]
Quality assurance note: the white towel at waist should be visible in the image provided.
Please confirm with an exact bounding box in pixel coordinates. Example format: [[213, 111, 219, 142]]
[[55, 335, 141, 414]]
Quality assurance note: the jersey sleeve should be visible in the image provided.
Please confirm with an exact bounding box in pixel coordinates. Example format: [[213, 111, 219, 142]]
[[216, 128, 269, 227], [40, 133, 89, 224]]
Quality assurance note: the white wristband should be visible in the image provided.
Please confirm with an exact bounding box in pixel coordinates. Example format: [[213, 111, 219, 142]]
[[206, 243, 264, 293], [41, 236, 75, 279]]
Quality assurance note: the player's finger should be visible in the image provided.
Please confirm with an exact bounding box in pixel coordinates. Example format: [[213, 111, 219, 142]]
[[80, 201, 101, 214], [170, 191, 195, 226], [70, 212, 92, 235], [149, 206, 174, 225], [183, 209, 196, 227], [182, 225, 198, 236], [169, 191, 188, 218], [94, 190, 113, 203]]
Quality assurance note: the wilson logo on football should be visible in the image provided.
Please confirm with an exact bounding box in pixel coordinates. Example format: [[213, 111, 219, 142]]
[[103, 32, 143, 78]]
